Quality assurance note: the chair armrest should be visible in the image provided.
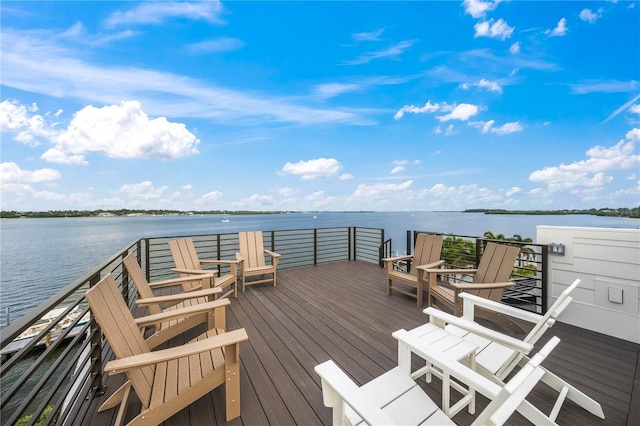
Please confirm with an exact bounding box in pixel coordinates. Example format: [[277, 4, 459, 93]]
[[147, 272, 216, 289], [236, 253, 245, 262], [447, 281, 514, 290], [199, 259, 242, 266], [458, 292, 545, 324], [136, 287, 222, 306], [134, 299, 230, 327], [424, 307, 533, 353], [423, 267, 478, 275], [105, 328, 249, 374], [170, 267, 217, 276], [382, 255, 414, 263], [415, 260, 445, 271], [264, 250, 280, 258]]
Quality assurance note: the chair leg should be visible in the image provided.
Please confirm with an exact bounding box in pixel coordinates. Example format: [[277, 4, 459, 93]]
[[98, 381, 130, 412], [225, 343, 242, 421]]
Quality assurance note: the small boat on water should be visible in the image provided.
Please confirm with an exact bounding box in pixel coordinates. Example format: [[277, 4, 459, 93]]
[[1, 307, 89, 357], [221, 213, 230, 223]]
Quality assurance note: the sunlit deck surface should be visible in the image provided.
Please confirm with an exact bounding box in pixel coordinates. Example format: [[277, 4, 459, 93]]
[[82, 261, 639, 426]]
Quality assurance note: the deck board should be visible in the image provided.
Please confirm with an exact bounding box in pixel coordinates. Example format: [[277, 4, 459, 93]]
[[84, 260, 638, 426]]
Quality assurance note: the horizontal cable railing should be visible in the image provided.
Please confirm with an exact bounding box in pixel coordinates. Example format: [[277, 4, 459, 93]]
[[0, 227, 383, 425]]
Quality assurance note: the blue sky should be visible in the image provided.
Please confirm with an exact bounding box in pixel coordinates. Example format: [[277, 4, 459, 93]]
[[1, 0, 639, 212]]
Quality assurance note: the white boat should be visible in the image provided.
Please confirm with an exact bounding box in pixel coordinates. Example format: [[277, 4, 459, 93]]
[[1, 307, 89, 356], [221, 213, 230, 223]]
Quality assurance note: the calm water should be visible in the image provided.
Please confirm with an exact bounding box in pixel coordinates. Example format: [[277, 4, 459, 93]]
[[1, 211, 638, 327]]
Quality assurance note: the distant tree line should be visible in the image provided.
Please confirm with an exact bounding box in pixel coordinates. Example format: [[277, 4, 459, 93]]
[[465, 207, 639, 218], [0, 209, 284, 219], [1, 207, 638, 219]]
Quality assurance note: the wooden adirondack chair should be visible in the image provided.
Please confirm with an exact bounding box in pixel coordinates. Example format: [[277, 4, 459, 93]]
[[168, 237, 239, 299], [123, 253, 227, 349], [425, 242, 523, 333], [315, 337, 564, 426], [382, 233, 444, 306], [85, 273, 249, 425], [423, 279, 605, 420], [236, 231, 281, 292]]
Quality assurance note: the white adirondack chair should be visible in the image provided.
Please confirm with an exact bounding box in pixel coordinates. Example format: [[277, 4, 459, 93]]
[[423, 279, 605, 420], [315, 337, 563, 426]]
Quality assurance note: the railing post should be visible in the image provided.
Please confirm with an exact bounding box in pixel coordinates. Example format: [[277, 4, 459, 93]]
[[352, 227, 357, 261], [475, 239, 484, 267], [406, 230, 412, 257], [121, 252, 130, 305], [313, 229, 318, 265], [88, 271, 105, 398], [541, 244, 549, 313], [144, 238, 151, 283], [378, 230, 386, 267]]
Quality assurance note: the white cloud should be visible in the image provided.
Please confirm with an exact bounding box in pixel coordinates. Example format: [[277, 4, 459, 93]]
[[41, 148, 88, 165], [579, 8, 602, 24], [187, 37, 244, 54], [461, 78, 503, 93], [529, 129, 640, 192], [119, 181, 168, 199], [509, 42, 520, 54], [474, 19, 514, 40], [343, 40, 416, 65], [339, 173, 354, 180], [279, 158, 342, 180], [278, 187, 297, 197], [51, 101, 200, 163], [104, 1, 225, 27], [506, 186, 522, 196], [2, 29, 370, 127], [436, 103, 479, 122], [233, 193, 275, 209], [351, 28, 385, 42], [546, 18, 568, 37], [304, 190, 338, 207], [353, 180, 413, 198], [469, 119, 523, 134], [201, 190, 223, 202], [313, 83, 361, 100], [390, 166, 405, 174], [463, 0, 501, 18], [0, 100, 59, 147], [0, 162, 61, 183], [394, 101, 441, 119]]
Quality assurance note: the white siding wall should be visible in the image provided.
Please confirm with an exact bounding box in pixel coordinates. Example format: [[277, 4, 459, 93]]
[[537, 226, 640, 343]]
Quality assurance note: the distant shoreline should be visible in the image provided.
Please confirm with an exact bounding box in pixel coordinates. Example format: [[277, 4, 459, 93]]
[[1, 207, 638, 219]]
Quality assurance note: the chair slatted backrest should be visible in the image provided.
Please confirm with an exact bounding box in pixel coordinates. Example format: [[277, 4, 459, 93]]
[[168, 238, 205, 291], [123, 253, 162, 316], [409, 234, 443, 277], [238, 231, 266, 268], [85, 274, 154, 407], [472, 242, 520, 300]]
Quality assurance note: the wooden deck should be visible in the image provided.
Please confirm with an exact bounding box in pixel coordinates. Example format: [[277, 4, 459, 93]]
[[81, 261, 639, 426]]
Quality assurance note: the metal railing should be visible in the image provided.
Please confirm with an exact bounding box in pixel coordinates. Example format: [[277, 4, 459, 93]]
[[0, 226, 383, 425]]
